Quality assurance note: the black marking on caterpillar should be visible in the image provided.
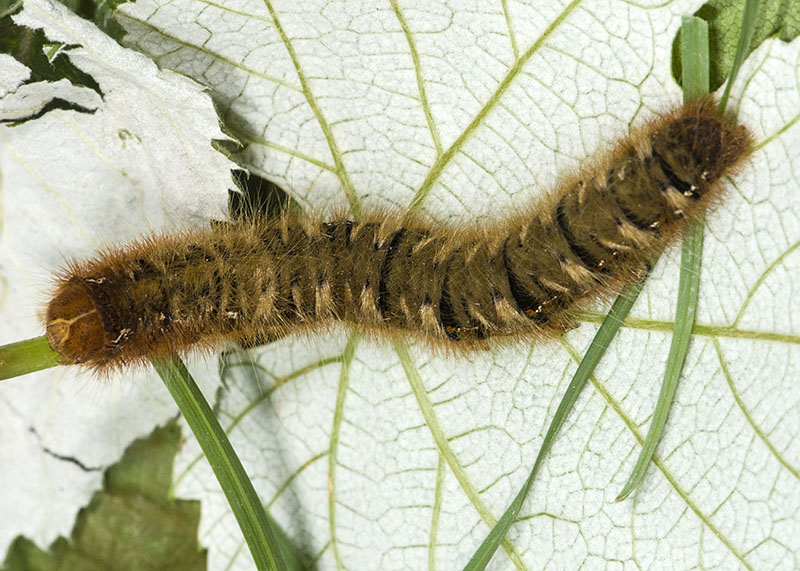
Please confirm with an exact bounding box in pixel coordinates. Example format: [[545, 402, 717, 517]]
[[44, 99, 753, 372]]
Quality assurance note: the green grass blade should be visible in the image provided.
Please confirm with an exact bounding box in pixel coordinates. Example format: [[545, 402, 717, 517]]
[[680, 16, 710, 102], [616, 223, 704, 501], [463, 281, 646, 571], [718, 0, 761, 112], [615, 14, 709, 503], [0, 336, 60, 381], [153, 357, 294, 571], [617, 16, 710, 501], [617, 2, 757, 501]]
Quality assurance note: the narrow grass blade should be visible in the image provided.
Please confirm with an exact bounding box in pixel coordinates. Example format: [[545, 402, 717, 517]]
[[616, 4, 763, 500], [680, 16, 710, 102], [616, 223, 705, 501], [615, 14, 709, 503], [718, 0, 761, 112], [0, 336, 60, 381], [463, 281, 646, 571], [153, 357, 295, 571]]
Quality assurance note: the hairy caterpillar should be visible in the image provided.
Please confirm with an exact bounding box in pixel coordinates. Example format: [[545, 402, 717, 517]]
[[44, 99, 753, 372]]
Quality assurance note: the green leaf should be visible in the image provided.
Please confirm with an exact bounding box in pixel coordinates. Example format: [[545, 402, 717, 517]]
[[1, 422, 207, 571], [672, 0, 799, 91]]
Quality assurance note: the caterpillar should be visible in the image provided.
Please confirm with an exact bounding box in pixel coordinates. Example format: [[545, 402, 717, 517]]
[[44, 98, 753, 372]]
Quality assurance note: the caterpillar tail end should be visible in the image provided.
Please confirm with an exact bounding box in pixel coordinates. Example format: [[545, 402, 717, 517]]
[[45, 278, 108, 367]]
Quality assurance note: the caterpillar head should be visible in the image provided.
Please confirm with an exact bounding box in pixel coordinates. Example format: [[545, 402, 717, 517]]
[[46, 276, 113, 368]]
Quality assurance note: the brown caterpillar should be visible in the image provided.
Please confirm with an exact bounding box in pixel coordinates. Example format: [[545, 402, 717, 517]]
[[44, 99, 753, 372]]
